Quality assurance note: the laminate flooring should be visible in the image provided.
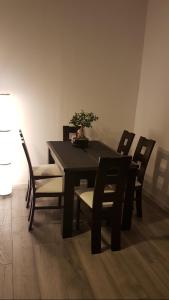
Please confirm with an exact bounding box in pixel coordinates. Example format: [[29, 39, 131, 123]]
[[0, 186, 169, 299]]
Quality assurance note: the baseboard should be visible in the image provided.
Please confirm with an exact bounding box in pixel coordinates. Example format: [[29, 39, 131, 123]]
[[143, 185, 169, 213]]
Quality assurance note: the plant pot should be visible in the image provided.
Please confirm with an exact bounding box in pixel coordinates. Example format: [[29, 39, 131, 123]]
[[71, 136, 89, 148]]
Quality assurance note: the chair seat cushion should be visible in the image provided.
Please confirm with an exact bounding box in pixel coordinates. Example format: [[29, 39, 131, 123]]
[[75, 187, 115, 208], [33, 164, 63, 177], [35, 177, 63, 194]]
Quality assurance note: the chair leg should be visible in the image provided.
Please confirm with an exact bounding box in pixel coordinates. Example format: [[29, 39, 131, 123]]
[[91, 216, 101, 254], [75, 178, 80, 186], [58, 196, 62, 208], [28, 195, 36, 231], [76, 198, 81, 230], [110, 205, 122, 251], [28, 196, 33, 221], [136, 188, 142, 218]]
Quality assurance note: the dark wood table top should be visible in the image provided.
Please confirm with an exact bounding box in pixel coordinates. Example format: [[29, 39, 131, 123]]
[[47, 140, 120, 171], [47, 140, 138, 236]]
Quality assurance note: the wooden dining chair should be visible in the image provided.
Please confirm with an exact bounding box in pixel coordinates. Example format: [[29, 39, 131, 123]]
[[117, 130, 135, 155], [133, 136, 156, 217], [19, 130, 63, 208], [63, 125, 82, 186], [63, 125, 80, 141], [21, 140, 64, 231], [75, 155, 131, 254]]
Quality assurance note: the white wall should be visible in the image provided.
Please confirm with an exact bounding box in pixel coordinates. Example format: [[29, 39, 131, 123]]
[[134, 0, 169, 208], [0, 0, 147, 185]]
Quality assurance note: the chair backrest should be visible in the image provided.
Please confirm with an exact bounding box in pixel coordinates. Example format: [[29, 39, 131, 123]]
[[19, 130, 36, 192], [63, 125, 80, 141], [21, 140, 35, 191], [19, 129, 25, 142], [93, 156, 131, 211], [133, 136, 156, 183], [117, 130, 135, 155]]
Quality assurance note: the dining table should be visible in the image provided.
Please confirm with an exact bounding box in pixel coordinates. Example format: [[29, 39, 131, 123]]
[[47, 140, 137, 238]]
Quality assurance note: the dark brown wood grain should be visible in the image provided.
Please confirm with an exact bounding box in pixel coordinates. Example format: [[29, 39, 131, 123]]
[[47, 141, 137, 238], [76, 156, 131, 254], [133, 136, 156, 217], [117, 129, 135, 155]]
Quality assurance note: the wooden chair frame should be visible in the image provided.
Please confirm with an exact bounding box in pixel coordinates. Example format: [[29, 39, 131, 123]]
[[76, 156, 131, 254], [63, 126, 80, 141], [117, 130, 135, 155], [19, 129, 62, 208], [21, 141, 64, 231], [133, 136, 156, 217], [63, 126, 82, 186]]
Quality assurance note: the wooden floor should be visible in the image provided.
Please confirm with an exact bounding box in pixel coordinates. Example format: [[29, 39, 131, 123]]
[[1, 186, 169, 299]]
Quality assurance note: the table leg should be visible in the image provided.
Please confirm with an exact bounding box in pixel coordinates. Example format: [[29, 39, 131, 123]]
[[62, 170, 75, 238], [87, 173, 96, 187]]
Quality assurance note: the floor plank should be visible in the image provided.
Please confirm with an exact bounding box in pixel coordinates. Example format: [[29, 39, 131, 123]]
[[12, 217, 41, 299], [0, 264, 13, 299], [1, 186, 169, 299]]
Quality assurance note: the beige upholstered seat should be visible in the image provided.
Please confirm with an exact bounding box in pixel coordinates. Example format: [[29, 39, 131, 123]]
[[35, 177, 63, 194], [75, 187, 115, 208], [33, 164, 63, 177]]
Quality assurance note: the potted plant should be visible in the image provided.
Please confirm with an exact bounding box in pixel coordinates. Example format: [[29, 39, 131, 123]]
[[69, 110, 99, 147]]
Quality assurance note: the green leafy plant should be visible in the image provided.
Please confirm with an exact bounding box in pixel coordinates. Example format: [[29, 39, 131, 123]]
[[69, 110, 99, 128]]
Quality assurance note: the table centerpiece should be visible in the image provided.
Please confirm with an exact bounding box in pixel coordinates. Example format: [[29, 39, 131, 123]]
[[69, 110, 98, 148]]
